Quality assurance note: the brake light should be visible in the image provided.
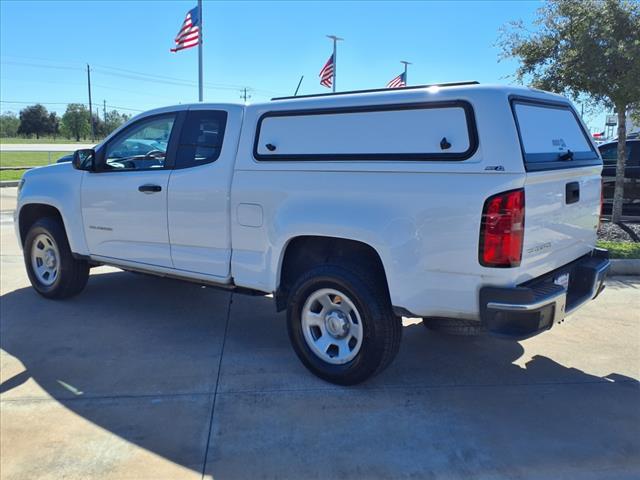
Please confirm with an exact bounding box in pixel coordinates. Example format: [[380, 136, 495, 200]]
[[479, 189, 525, 267]]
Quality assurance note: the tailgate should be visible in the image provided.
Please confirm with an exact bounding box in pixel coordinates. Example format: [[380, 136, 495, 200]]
[[522, 167, 601, 269], [511, 97, 602, 270]]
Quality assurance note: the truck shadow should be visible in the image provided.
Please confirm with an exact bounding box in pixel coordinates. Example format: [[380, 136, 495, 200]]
[[1, 270, 638, 476]]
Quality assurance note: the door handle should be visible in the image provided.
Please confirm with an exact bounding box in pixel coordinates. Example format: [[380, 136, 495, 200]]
[[565, 182, 580, 204], [138, 184, 162, 193]]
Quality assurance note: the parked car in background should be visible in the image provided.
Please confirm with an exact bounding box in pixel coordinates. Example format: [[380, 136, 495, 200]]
[[599, 139, 640, 217]]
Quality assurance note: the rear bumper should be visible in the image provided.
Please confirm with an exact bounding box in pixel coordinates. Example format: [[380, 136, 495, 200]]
[[479, 248, 610, 339]]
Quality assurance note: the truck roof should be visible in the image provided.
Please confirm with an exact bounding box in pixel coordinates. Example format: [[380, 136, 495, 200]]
[[134, 82, 568, 120]]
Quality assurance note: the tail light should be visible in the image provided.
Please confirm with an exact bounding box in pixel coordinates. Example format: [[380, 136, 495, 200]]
[[479, 188, 525, 268]]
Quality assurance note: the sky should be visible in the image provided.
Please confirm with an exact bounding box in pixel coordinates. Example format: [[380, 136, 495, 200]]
[[0, 0, 606, 131]]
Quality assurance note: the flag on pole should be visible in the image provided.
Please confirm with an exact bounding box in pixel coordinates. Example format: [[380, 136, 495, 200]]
[[386, 72, 406, 89], [171, 6, 201, 52], [319, 54, 334, 88]]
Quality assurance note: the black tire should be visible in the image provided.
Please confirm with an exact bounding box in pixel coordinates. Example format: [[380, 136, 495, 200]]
[[23, 217, 89, 299], [287, 264, 401, 385], [422, 317, 486, 336]]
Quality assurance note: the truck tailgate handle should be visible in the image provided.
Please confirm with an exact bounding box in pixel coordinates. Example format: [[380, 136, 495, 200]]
[[138, 184, 162, 193], [566, 182, 580, 204]]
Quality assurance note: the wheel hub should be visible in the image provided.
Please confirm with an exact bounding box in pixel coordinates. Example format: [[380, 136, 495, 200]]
[[30, 233, 60, 287], [324, 310, 350, 338], [300, 288, 364, 365], [44, 250, 56, 268]]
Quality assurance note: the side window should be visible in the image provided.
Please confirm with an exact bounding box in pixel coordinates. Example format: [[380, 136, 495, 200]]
[[175, 110, 227, 169], [104, 115, 176, 171], [599, 143, 632, 165], [599, 144, 617, 165], [628, 142, 640, 166]]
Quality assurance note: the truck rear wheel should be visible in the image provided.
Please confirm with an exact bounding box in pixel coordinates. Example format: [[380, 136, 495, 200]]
[[23, 217, 89, 299], [286, 264, 401, 385]]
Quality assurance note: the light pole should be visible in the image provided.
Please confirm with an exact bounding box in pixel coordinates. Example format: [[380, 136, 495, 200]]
[[327, 35, 343, 92], [400, 60, 412, 86]]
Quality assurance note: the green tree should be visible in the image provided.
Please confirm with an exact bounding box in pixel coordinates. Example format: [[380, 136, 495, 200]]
[[91, 113, 105, 139], [47, 112, 60, 139], [0, 112, 20, 137], [61, 104, 90, 141], [104, 110, 130, 136], [17, 104, 50, 139], [499, 0, 640, 222]]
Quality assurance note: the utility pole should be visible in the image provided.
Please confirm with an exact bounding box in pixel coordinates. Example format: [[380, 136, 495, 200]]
[[87, 64, 94, 141], [326, 35, 343, 92], [103, 99, 107, 122], [240, 87, 251, 103], [198, 0, 203, 102], [400, 60, 412, 86]]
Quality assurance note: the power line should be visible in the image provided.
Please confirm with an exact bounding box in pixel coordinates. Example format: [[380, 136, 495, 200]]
[[1, 58, 284, 96]]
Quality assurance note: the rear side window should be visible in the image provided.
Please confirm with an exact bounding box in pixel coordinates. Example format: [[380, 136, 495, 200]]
[[629, 142, 640, 166], [254, 101, 478, 161], [175, 110, 227, 169], [511, 98, 600, 171]]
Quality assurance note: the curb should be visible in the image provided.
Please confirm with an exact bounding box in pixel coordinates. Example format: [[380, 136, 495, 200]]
[[610, 259, 640, 276], [0, 181, 19, 188]]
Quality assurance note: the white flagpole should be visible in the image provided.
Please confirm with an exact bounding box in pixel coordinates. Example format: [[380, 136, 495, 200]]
[[198, 0, 203, 102], [327, 35, 343, 93]]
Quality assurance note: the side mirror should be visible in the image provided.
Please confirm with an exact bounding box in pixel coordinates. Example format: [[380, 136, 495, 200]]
[[72, 149, 95, 171]]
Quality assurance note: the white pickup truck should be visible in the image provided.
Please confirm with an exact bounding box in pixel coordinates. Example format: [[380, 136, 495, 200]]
[[15, 83, 610, 384]]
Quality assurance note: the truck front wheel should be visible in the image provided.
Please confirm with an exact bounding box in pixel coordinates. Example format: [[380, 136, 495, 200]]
[[23, 217, 89, 299], [286, 265, 401, 385]]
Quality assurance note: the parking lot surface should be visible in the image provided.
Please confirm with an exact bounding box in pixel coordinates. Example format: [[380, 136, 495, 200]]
[[1, 187, 639, 480]]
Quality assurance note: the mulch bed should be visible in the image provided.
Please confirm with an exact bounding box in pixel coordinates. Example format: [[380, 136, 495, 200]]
[[598, 221, 640, 242]]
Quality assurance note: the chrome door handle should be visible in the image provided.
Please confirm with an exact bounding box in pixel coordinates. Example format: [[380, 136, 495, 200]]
[[138, 184, 162, 193]]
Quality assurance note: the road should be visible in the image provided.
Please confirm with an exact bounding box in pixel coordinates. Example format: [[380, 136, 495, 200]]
[[1, 187, 639, 480]]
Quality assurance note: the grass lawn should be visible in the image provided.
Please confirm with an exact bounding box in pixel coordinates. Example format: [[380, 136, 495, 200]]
[[0, 137, 99, 144], [0, 151, 71, 182], [0, 170, 25, 181], [597, 240, 640, 259], [0, 151, 71, 168]]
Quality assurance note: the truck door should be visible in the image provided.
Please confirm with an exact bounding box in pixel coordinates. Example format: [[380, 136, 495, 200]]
[[167, 105, 243, 279], [81, 112, 183, 268]]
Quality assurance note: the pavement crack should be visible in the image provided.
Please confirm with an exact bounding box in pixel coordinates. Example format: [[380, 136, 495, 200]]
[[200, 291, 233, 479]]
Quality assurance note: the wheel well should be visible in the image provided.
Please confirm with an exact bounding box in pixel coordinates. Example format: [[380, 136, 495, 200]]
[[276, 236, 390, 311], [18, 204, 63, 246]]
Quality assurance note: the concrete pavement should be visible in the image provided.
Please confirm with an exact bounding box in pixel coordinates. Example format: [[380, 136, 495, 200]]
[[1, 187, 639, 479]]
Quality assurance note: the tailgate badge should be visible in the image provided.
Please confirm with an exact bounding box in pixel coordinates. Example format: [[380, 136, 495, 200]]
[[554, 273, 570, 290]]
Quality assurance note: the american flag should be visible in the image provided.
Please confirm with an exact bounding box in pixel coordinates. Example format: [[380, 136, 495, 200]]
[[319, 54, 334, 88], [386, 72, 406, 89], [171, 6, 200, 52]]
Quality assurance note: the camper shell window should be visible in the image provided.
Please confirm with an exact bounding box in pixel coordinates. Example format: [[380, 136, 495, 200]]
[[510, 97, 600, 172], [253, 101, 478, 161]]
